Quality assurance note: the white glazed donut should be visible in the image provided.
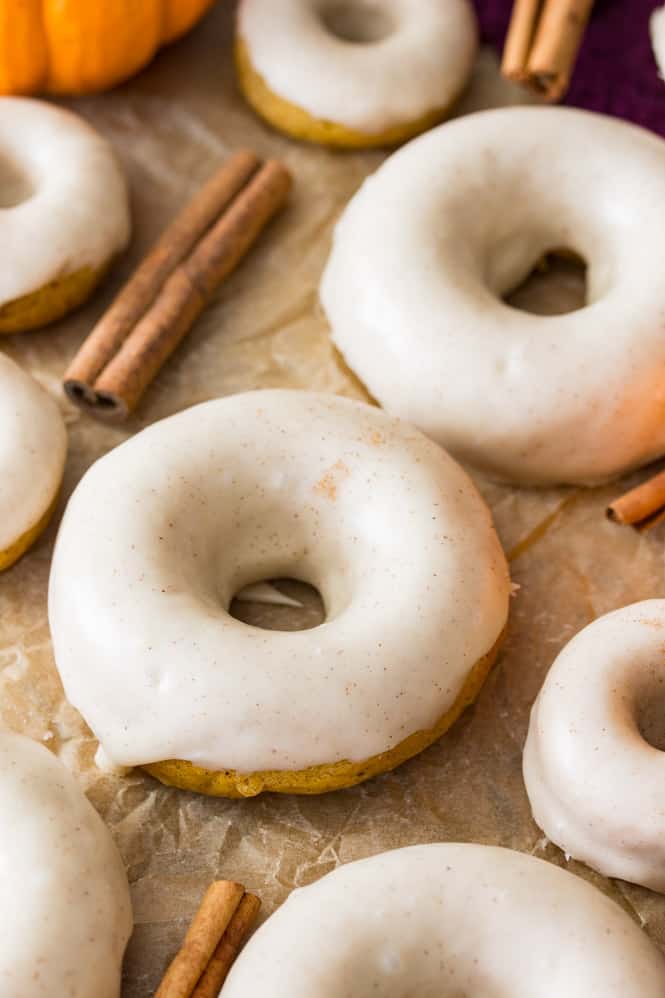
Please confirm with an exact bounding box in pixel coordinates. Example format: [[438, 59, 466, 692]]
[[652, 5, 665, 79], [524, 599, 665, 892], [0, 352, 67, 570], [221, 843, 665, 996], [0, 97, 130, 326], [0, 730, 132, 998], [321, 107, 665, 486], [236, 0, 477, 139], [48, 390, 509, 795]]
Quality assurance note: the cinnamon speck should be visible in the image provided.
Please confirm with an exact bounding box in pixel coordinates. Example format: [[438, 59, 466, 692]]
[[313, 460, 350, 501]]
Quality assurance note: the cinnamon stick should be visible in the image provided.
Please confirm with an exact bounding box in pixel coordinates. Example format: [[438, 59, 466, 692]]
[[607, 468, 665, 526], [64, 154, 291, 420], [502, 0, 595, 101], [154, 881, 244, 998], [191, 893, 261, 998], [502, 0, 542, 81]]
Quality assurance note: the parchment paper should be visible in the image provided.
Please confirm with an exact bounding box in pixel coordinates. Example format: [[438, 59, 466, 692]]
[[2, 5, 665, 995]]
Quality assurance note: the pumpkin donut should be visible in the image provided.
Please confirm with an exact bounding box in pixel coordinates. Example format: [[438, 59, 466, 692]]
[[321, 107, 665, 484], [0, 98, 130, 333], [235, 0, 477, 148], [0, 353, 66, 571], [524, 600, 665, 892], [221, 844, 665, 996], [0, 730, 132, 998], [48, 390, 510, 798]]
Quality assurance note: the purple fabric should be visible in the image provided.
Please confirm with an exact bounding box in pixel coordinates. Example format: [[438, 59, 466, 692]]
[[474, 0, 665, 135]]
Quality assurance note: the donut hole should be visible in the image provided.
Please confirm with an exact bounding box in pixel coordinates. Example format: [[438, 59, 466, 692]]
[[503, 250, 588, 316], [0, 155, 35, 207], [230, 578, 325, 631], [320, 2, 395, 44], [636, 675, 665, 752]]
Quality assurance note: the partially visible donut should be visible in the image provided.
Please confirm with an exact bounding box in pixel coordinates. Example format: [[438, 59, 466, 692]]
[[524, 600, 665, 892], [235, 0, 477, 147], [49, 390, 509, 797], [0, 353, 66, 571], [0, 98, 130, 333], [321, 107, 665, 485], [0, 730, 132, 998], [221, 844, 665, 996], [652, 5, 665, 80]]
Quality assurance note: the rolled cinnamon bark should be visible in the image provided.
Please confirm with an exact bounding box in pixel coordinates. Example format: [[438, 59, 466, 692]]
[[502, 0, 595, 101], [528, 0, 595, 100], [155, 881, 245, 998], [607, 468, 665, 526], [502, 0, 542, 81], [64, 154, 291, 420], [191, 893, 261, 998], [65, 150, 259, 393]]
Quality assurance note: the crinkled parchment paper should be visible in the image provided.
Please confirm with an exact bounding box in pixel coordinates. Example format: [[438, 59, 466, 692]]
[[2, 5, 665, 995]]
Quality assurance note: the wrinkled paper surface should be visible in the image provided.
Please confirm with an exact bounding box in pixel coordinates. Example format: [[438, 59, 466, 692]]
[[2, 6, 665, 995]]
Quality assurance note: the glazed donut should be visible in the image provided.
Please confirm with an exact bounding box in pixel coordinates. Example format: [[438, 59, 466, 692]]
[[524, 600, 665, 892], [0, 353, 67, 571], [0, 730, 132, 998], [235, 0, 477, 148], [222, 843, 665, 995], [0, 97, 130, 333], [652, 5, 665, 79], [321, 107, 665, 485], [48, 390, 509, 798]]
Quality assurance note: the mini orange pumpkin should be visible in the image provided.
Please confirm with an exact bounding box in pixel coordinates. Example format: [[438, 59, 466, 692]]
[[0, 0, 216, 96]]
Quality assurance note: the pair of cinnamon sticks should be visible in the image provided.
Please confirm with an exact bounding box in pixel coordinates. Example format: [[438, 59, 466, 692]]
[[65, 151, 291, 421], [155, 880, 260, 998], [502, 0, 595, 101]]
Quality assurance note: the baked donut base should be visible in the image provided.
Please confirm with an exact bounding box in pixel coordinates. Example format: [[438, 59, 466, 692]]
[[143, 631, 504, 798], [0, 264, 109, 334], [0, 490, 59, 572], [235, 39, 461, 149]]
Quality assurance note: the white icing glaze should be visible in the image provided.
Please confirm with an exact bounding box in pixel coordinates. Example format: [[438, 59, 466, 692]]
[[237, 0, 477, 133], [94, 746, 133, 778], [222, 843, 665, 995], [235, 581, 304, 607], [0, 97, 130, 305], [652, 5, 665, 79], [0, 730, 132, 997], [321, 107, 665, 486], [48, 390, 509, 773], [0, 353, 67, 553], [524, 599, 665, 892]]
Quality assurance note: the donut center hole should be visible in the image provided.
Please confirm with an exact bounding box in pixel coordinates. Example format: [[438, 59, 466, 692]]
[[0, 155, 35, 208], [320, 2, 395, 43], [230, 578, 325, 631], [503, 250, 588, 316], [636, 677, 665, 752]]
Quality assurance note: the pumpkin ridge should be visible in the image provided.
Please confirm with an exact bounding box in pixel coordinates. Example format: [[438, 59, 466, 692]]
[[0, 0, 215, 96], [35, 0, 49, 91], [0, 1, 48, 94]]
